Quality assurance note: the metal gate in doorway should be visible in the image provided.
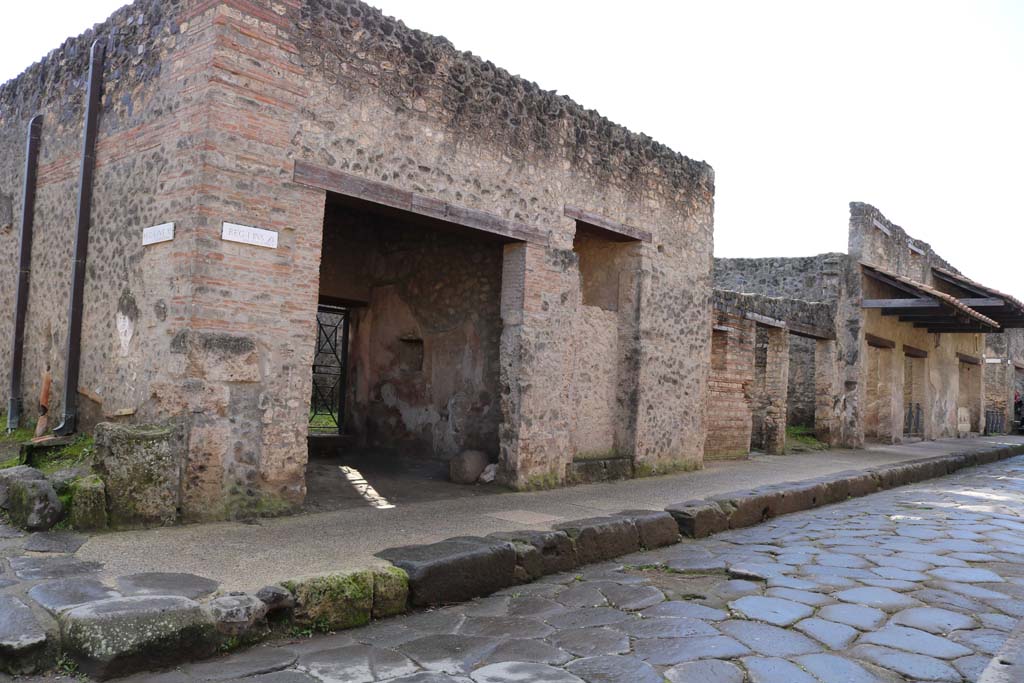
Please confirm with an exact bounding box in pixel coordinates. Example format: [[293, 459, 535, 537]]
[[310, 304, 349, 434]]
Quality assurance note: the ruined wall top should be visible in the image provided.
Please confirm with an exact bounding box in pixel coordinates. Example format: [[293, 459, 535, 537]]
[[713, 253, 845, 303], [848, 202, 956, 285], [713, 289, 835, 339]]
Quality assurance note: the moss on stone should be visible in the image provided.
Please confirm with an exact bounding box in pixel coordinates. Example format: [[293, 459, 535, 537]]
[[371, 566, 409, 619], [520, 470, 563, 491], [633, 458, 702, 478], [69, 475, 107, 531], [286, 571, 374, 632]]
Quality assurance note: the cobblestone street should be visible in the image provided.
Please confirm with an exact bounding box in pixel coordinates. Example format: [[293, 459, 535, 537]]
[[94, 455, 1024, 683]]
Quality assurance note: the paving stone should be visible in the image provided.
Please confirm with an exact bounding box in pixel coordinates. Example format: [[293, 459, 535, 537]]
[[911, 588, 989, 614], [871, 566, 929, 582], [932, 580, 1008, 601], [545, 607, 631, 630], [631, 635, 750, 665], [639, 601, 728, 621], [742, 656, 818, 683], [816, 553, 871, 569], [712, 579, 762, 600], [858, 625, 972, 659], [23, 530, 88, 553], [553, 584, 607, 608], [666, 554, 727, 572], [896, 552, 969, 567], [850, 644, 961, 681], [728, 595, 813, 626], [979, 612, 1018, 631], [505, 596, 565, 619], [479, 639, 571, 667], [116, 572, 220, 599], [857, 577, 920, 591], [794, 617, 859, 649], [546, 627, 629, 657], [297, 643, 419, 682], [727, 562, 788, 580], [470, 662, 584, 683], [378, 538, 518, 607], [663, 659, 744, 683], [352, 622, 420, 649], [400, 634, 499, 674], [9, 555, 102, 580], [948, 627, 1007, 656], [458, 617, 553, 640], [765, 586, 832, 606], [598, 584, 663, 611], [27, 578, 120, 614], [226, 672, 319, 683], [891, 606, 978, 634], [564, 654, 662, 683], [717, 620, 821, 656], [181, 646, 298, 681], [387, 675, 474, 683], [952, 653, 993, 681], [401, 610, 467, 634], [0, 594, 49, 675], [59, 595, 217, 679], [795, 653, 882, 683], [834, 586, 921, 612], [928, 566, 1005, 583], [766, 575, 821, 590], [612, 616, 718, 639]]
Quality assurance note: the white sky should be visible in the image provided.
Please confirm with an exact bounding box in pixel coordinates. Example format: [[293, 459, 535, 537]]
[[3, 1, 1022, 295]]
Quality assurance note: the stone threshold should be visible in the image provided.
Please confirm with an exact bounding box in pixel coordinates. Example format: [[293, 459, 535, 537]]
[[5, 442, 1024, 680]]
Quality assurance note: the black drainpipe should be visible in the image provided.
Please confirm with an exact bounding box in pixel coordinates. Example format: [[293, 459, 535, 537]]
[[55, 40, 105, 437], [6, 115, 43, 434]]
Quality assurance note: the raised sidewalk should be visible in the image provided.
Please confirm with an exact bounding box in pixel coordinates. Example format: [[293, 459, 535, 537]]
[[77, 436, 1024, 591]]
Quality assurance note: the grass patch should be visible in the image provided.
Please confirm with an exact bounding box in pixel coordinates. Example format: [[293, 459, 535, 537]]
[[0, 413, 36, 445], [33, 434, 95, 475], [786, 425, 828, 453]]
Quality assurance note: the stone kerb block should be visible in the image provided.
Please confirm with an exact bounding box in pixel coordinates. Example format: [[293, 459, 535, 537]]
[[284, 571, 374, 631], [93, 423, 180, 528], [711, 489, 783, 529], [371, 566, 410, 619], [615, 510, 680, 549], [204, 594, 269, 643], [766, 481, 826, 516], [813, 474, 851, 505], [0, 466, 46, 508], [489, 529, 577, 578], [69, 475, 107, 531], [0, 594, 51, 675], [554, 516, 641, 564], [6, 477, 63, 531], [377, 537, 518, 607], [665, 500, 728, 538], [833, 470, 881, 498]]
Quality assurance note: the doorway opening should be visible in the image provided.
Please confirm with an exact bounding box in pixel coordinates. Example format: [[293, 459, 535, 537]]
[[902, 350, 926, 439], [958, 357, 982, 435], [864, 342, 895, 443]]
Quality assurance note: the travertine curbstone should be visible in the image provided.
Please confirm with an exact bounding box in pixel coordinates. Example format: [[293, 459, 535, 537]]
[[284, 570, 374, 631], [615, 510, 680, 549], [665, 500, 729, 538], [371, 566, 409, 619], [489, 529, 578, 577], [554, 516, 641, 564], [711, 489, 782, 529]]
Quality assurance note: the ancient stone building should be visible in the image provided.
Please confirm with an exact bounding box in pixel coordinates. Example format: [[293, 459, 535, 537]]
[[0, 0, 714, 519], [710, 203, 1024, 456]]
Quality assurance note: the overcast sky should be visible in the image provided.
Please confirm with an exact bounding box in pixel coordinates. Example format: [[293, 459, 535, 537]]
[[2, 1, 1022, 295]]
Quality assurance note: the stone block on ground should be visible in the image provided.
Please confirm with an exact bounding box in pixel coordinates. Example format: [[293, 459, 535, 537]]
[[93, 422, 180, 528], [616, 510, 680, 549], [204, 593, 269, 643], [372, 566, 409, 618], [284, 570, 374, 630], [554, 516, 640, 564], [24, 530, 88, 553], [450, 450, 489, 484], [6, 477, 63, 531], [771, 481, 827, 515], [27, 578, 120, 614], [0, 466, 46, 508], [256, 585, 296, 615], [814, 475, 851, 505], [489, 529, 577, 577], [665, 499, 728, 538], [0, 594, 51, 675], [566, 457, 634, 484], [711, 489, 782, 529], [59, 595, 216, 680], [377, 537, 518, 607], [69, 474, 108, 531], [117, 572, 219, 600], [834, 470, 881, 498]]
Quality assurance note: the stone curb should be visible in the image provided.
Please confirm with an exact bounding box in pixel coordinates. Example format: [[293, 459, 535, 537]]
[[979, 615, 1024, 683], [7, 442, 1023, 679]]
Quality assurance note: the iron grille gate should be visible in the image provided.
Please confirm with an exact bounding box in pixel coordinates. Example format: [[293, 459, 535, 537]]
[[310, 304, 349, 434]]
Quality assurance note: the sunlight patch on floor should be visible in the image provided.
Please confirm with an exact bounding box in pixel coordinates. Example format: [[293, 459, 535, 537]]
[[340, 465, 396, 509]]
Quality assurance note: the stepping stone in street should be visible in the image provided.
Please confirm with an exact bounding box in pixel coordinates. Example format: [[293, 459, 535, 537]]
[[298, 643, 419, 682], [834, 586, 921, 612], [9, 555, 102, 580], [613, 616, 719, 639], [24, 530, 88, 553], [718, 620, 821, 656], [480, 639, 571, 667], [470, 662, 583, 683], [795, 653, 880, 683], [742, 656, 818, 683], [116, 572, 220, 600], [728, 596, 813, 626], [794, 617, 859, 650], [850, 644, 961, 682], [631, 635, 750, 666], [0, 594, 48, 675], [891, 607, 978, 634], [859, 625, 972, 659], [27, 577, 120, 614], [565, 655, 662, 683], [928, 566, 1004, 583], [547, 627, 629, 658], [664, 659, 744, 683]]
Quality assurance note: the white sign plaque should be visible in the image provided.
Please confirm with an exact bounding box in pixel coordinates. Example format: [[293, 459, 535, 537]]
[[222, 222, 278, 249], [142, 222, 174, 246]]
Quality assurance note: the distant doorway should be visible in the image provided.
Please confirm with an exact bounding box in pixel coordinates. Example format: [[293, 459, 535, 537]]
[[309, 303, 350, 435]]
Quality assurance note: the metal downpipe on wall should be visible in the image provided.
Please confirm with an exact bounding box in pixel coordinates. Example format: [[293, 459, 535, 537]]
[[54, 39, 105, 437], [5, 115, 43, 434]]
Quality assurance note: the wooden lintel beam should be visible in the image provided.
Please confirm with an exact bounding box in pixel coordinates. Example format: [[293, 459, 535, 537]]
[[293, 160, 549, 244], [903, 344, 928, 358], [564, 205, 652, 243], [932, 269, 990, 297], [862, 268, 926, 298], [863, 298, 939, 309], [957, 352, 981, 365], [865, 333, 896, 349], [959, 297, 1004, 307]]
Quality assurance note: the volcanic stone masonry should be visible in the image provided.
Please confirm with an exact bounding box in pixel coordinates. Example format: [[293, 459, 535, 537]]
[[0, 0, 714, 519]]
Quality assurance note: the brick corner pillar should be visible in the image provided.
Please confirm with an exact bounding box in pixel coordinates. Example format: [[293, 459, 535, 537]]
[[813, 338, 841, 446], [761, 327, 790, 455], [497, 241, 577, 490]]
